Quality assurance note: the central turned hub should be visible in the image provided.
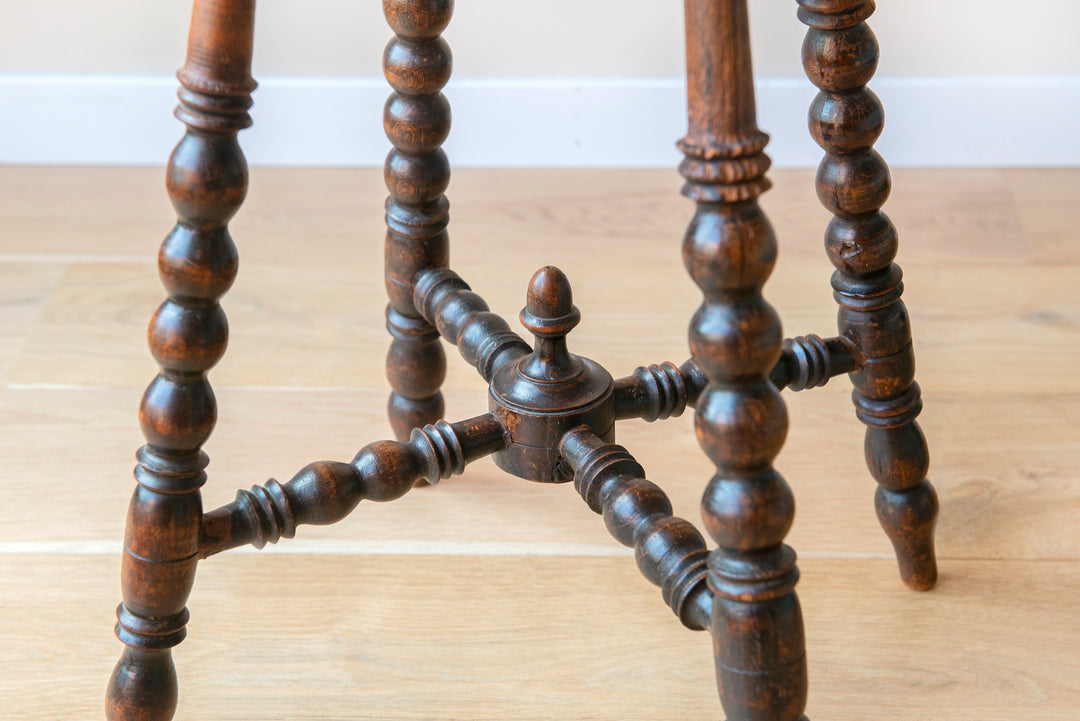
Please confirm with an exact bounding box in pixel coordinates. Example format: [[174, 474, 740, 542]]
[[489, 267, 614, 482]]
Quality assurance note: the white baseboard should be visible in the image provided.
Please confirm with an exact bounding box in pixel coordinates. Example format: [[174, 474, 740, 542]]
[[2, 74, 1077, 167]]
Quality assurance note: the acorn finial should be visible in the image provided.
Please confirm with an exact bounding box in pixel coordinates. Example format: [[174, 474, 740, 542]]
[[520, 266, 580, 338], [518, 266, 582, 381]]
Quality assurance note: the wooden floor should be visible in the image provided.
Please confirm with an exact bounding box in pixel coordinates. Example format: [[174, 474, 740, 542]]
[[1, 166, 1078, 720]]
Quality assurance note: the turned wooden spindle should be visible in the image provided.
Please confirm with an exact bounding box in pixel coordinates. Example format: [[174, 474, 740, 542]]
[[560, 428, 712, 630], [681, 1, 808, 719], [104, 0, 945, 716], [487, 267, 617, 483], [770, 334, 857, 392], [383, 0, 454, 439], [199, 414, 508, 556], [105, 2, 256, 720], [799, 0, 939, 591], [612, 359, 706, 422], [412, 267, 531, 381]]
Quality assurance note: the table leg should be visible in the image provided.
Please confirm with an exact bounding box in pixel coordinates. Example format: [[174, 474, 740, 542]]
[[681, 1, 809, 718], [798, 0, 939, 591], [383, 0, 454, 439], [105, 2, 256, 718]]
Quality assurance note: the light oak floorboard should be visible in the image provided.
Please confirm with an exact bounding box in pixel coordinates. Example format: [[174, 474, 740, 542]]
[[1, 167, 1078, 718], [0, 263, 66, 380], [0, 385, 1077, 561], [7, 260, 1079, 394], [2, 555, 1078, 720]]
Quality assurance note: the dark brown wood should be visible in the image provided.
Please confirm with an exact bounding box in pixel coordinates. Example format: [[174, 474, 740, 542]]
[[383, 0, 454, 440], [107, 1, 942, 717], [680, 1, 808, 720], [611, 336, 857, 421], [199, 414, 507, 557], [560, 428, 712, 630], [488, 267, 615, 482], [612, 336, 858, 421], [612, 359, 706, 422], [105, 2, 256, 719], [413, 267, 531, 380], [770, 334, 858, 392], [799, 0, 939, 591]]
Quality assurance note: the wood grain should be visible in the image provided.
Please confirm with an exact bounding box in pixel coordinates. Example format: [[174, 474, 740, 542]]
[[683, 1, 807, 714], [3, 555, 1079, 720], [0, 263, 65, 379], [0, 167, 1078, 719], [9, 257, 1080, 395], [2, 385, 1078, 561]]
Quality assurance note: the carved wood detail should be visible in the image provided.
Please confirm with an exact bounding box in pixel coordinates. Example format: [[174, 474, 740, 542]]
[[105, 2, 256, 720], [383, 0, 454, 439], [612, 359, 706, 422], [412, 267, 531, 381], [799, 0, 939, 591], [108, 1, 939, 718], [560, 428, 712, 630], [199, 414, 507, 556], [771, 334, 858, 392], [680, 1, 808, 719]]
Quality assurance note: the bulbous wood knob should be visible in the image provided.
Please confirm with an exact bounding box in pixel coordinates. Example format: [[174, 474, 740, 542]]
[[489, 267, 614, 483], [520, 266, 581, 339], [518, 266, 583, 382]]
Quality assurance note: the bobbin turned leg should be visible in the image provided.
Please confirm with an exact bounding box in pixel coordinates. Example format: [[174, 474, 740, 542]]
[[681, 2, 807, 719], [798, 0, 938, 591], [105, 2, 255, 719], [383, 0, 454, 439]]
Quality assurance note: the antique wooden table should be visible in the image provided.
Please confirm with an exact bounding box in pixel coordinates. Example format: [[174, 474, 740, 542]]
[[105, 1, 938, 719]]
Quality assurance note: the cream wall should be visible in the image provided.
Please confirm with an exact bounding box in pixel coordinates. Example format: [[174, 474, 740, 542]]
[[3, 0, 1078, 78], [2, 1, 1076, 166]]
